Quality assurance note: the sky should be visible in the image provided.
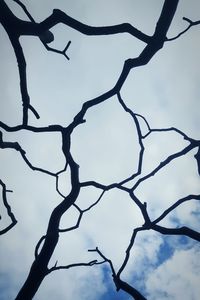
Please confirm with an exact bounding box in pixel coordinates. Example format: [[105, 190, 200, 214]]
[[0, 0, 200, 299]]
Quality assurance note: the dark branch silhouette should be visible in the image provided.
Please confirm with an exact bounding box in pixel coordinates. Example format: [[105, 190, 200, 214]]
[[167, 17, 200, 41], [152, 194, 200, 224], [0, 0, 199, 299], [0, 179, 17, 235], [90, 247, 147, 300]]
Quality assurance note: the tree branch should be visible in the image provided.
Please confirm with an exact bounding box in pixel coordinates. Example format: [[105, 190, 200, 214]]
[[16, 131, 81, 299], [143, 126, 194, 142], [0, 121, 63, 133], [14, 0, 72, 59], [117, 93, 145, 185], [0, 179, 17, 235], [39, 9, 151, 43], [167, 17, 200, 41], [117, 226, 145, 277], [89, 247, 147, 300], [47, 259, 98, 274], [59, 210, 83, 233], [2, 1, 198, 299], [0, 131, 57, 177], [152, 194, 200, 224], [59, 190, 105, 232], [152, 224, 200, 242], [132, 142, 197, 191]]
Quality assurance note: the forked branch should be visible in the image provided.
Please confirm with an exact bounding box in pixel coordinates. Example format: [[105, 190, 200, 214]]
[[167, 17, 200, 41], [89, 247, 147, 300]]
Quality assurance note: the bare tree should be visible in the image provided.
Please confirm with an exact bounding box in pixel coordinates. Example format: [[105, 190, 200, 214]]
[[0, 1, 199, 299]]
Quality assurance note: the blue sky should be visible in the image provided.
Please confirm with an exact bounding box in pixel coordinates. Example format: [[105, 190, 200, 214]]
[[0, 0, 200, 299]]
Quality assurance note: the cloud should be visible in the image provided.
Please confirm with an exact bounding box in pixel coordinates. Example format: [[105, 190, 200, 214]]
[[145, 246, 200, 300], [1, 1, 200, 299], [71, 96, 141, 184], [35, 266, 108, 300], [134, 145, 200, 222]]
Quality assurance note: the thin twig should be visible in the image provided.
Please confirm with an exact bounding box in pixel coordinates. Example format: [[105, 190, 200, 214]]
[[167, 17, 200, 41], [0, 179, 17, 235], [152, 194, 200, 224], [47, 260, 98, 274]]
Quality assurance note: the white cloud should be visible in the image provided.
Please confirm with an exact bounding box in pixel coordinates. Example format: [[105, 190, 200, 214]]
[[121, 230, 164, 285], [1, 1, 200, 299], [35, 266, 107, 300], [134, 147, 200, 222], [71, 96, 141, 184], [145, 246, 200, 300], [75, 188, 143, 270]]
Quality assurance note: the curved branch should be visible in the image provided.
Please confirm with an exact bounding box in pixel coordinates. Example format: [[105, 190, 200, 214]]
[[0, 1, 39, 125], [7, 36, 32, 125], [135, 113, 151, 134], [167, 17, 200, 41], [21, 152, 57, 176], [66, 1, 179, 131], [117, 226, 145, 277], [13, 0, 35, 22], [29, 104, 40, 119], [35, 235, 46, 258], [59, 190, 105, 232], [59, 210, 83, 233], [117, 93, 145, 185], [0, 121, 63, 133], [143, 126, 194, 142], [132, 142, 197, 191], [14, 0, 71, 60], [16, 131, 80, 299], [47, 259, 98, 274], [1, 0, 151, 44], [0, 179, 17, 235], [152, 194, 200, 224], [82, 190, 105, 212], [0, 138, 57, 177], [153, 224, 200, 242], [80, 180, 130, 193], [90, 247, 147, 300], [40, 9, 151, 43]]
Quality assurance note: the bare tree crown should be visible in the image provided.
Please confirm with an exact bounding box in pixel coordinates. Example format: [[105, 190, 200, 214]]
[[0, 1, 199, 299]]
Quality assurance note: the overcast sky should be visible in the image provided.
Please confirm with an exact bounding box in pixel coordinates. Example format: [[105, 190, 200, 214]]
[[0, 1, 200, 299]]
